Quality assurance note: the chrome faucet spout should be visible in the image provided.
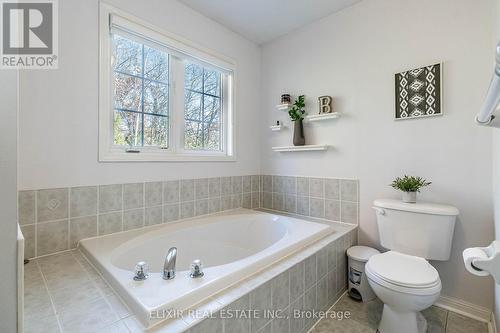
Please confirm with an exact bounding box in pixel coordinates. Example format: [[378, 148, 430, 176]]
[[162, 247, 177, 280]]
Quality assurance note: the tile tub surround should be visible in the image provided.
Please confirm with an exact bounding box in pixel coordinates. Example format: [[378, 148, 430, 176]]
[[23, 220, 357, 333], [260, 176, 359, 224], [19, 175, 261, 259], [19, 175, 358, 259], [80, 209, 337, 329]]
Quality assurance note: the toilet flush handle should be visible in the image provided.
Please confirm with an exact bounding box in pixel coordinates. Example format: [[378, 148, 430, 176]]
[[373, 207, 386, 215]]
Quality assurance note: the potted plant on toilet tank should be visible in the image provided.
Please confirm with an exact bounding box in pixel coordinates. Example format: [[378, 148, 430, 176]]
[[390, 175, 431, 203], [288, 95, 306, 146]]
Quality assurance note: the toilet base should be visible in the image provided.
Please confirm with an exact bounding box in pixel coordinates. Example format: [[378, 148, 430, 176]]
[[378, 304, 427, 333]]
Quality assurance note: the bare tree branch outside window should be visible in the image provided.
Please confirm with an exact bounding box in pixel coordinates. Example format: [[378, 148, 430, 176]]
[[184, 63, 222, 151], [112, 34, 169, 148], [111, 34, 224, 152]]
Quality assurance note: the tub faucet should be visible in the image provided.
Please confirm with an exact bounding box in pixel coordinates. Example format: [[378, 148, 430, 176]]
[[162, 247, 177, 280]]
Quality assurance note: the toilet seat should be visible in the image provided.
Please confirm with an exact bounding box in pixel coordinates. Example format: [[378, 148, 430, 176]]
[[366, 251, 441, 296]]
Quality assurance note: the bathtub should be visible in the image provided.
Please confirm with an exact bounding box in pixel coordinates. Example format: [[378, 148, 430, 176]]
[[79, 209, 335, 328]]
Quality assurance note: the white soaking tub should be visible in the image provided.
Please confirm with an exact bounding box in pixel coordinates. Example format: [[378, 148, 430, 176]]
[[79, 209, 334, 328]]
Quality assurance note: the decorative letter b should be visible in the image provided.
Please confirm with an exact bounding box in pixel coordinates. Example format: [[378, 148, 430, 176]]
[[318, 96, 333, 114]]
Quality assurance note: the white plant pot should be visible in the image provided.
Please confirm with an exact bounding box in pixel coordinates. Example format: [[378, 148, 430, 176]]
[[402, 191, 417, 203]]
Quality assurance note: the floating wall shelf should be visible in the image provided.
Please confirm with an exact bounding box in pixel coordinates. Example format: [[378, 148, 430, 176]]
[[270, 125, 285, 131], [305, 112, 340, 122], [276, 103, 292, 111], [272, 145, 329, 152]]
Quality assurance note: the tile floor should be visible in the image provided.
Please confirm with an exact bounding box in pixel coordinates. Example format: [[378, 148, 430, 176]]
[[311, 294, 489, 333], [24, 250, 490, 333], [23, 250, 143, 333]]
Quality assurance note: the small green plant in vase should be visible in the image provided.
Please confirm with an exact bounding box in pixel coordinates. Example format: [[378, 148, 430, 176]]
[[390, 175, 431, 203], [288, 95, 306, 146]]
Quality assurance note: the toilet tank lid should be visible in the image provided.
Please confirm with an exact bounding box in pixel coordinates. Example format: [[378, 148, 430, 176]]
[[373, 199, 459, 216]]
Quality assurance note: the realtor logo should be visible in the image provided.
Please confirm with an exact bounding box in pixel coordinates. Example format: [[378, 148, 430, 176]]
[[1, 0, 58, 69]]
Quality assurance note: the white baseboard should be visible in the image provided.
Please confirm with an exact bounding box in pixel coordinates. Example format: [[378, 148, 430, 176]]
[[435, 295, 491, 323]]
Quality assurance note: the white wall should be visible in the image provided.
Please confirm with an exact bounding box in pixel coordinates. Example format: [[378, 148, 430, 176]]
[[261, 0, 495, 308], [18, 0, 261, 190], [0, 70, 18, 332], [493, 0, 500, 326]]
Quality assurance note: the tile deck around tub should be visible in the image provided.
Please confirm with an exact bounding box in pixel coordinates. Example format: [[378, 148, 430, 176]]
[[25, 249, 490, 333], [310, 293, 489, 333], [24, 249, 196, 333], [23, 218, 357, 333]]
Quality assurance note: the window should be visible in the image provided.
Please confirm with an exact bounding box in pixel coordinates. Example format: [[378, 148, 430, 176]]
[[113, 35, 169, 148], [184, 63, 222, 151], [99, 4, 235, 161]]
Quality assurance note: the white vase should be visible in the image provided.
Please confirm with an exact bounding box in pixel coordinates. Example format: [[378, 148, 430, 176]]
[[402, 191, 417, 203]]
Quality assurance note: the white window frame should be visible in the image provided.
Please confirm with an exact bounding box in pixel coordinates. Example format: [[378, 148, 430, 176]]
[[99, 3, 236, 162]]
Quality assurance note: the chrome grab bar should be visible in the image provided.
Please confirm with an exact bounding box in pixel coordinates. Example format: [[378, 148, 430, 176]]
[[476, 42, 500, 127]]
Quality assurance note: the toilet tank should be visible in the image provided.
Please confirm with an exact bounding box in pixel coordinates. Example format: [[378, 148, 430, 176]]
[[373, 199, 459, 261]]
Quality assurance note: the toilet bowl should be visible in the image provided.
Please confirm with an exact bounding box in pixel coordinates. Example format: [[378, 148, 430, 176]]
[[366, 251, 441, 333], [369, 199, 458, 333]]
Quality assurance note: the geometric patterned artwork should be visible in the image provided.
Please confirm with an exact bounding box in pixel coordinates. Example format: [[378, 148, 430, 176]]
[[395, 63, 442, 119]]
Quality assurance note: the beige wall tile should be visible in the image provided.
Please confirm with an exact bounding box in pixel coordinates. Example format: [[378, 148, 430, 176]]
[[37, 220, 69, 256], [37, 188, 69, 222], [70, 216, 97, 248], [70, 186, 97, 218], [19, 190, 35, 225]]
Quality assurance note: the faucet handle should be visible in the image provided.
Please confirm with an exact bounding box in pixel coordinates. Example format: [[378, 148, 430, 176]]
[[190, 259, 204, 278], [134, 261, 149, 281]]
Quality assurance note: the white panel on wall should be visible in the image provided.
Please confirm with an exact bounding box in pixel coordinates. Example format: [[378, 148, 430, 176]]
[[493, 0, 500, 327], [0, 71, 18, 333]]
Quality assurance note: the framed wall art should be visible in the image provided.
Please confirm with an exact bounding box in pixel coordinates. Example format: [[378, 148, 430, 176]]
[[395, 63, 442, 120]]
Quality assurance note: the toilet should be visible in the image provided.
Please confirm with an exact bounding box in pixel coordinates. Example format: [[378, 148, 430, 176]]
[[366, 199, 459, 333]]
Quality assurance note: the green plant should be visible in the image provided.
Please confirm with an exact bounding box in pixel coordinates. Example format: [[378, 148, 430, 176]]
[[390, 175, 431, 192], [288, 95, 306, 121]]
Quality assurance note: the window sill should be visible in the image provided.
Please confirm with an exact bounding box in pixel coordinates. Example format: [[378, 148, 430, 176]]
[[99, 150, 236, 162]]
